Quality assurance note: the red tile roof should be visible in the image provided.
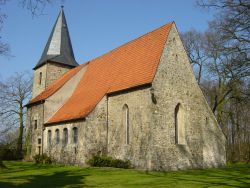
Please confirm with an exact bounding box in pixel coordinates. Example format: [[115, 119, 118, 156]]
[[46, 22, 173, 124], [28, 64, 85, 105]]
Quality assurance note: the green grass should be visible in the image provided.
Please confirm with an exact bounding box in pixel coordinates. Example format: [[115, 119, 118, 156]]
[[0, 161, 249, 188]]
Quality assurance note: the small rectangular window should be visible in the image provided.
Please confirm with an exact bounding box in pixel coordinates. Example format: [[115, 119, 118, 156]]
[[39, 72, 42, 85], [206, 117, 209, 125], [38, 138, 41, 144], [34, 120, 37, 129]]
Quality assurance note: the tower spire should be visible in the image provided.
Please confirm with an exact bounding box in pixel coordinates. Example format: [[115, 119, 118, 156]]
[[34, 7, 78, 69]]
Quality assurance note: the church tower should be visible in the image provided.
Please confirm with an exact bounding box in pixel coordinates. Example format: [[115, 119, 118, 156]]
[[32, 6, 78, 98]]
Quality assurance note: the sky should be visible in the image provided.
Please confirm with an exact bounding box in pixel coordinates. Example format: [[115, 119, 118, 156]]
[[0, 0, 213, 79]]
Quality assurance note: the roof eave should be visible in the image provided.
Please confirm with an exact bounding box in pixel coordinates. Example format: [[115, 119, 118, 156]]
[[25, 100, 45, 108], [44, 117, 86, 126]]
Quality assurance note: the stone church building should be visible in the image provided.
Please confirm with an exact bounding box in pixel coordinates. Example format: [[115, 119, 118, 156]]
[[26, 8, 226, 171]]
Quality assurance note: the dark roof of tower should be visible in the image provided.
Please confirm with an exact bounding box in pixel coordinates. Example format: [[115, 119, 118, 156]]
[[34, 7, 78, 70]]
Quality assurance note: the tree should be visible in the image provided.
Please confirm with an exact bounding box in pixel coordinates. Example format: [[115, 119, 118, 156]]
[[194, 0, 250, 163], [0, 72, 32, 157], [197, 0, 250, 78], [181, 30, 208, 85], [0, 0, 10, 56], [0, 0, 60, 56]]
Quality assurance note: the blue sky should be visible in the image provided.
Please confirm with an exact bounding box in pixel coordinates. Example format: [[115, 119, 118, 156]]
[[0, 0, 213, 78]]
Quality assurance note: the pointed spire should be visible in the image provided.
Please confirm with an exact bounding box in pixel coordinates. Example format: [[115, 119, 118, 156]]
[[34, 7, 78, 69]]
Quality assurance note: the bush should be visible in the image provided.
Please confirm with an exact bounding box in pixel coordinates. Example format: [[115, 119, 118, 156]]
[[0, 160, 6, 169], [0, 145, 24, 160], [88, 155, 131, 169], [111, 158, 131, 169], [33, 154, 53, 164]]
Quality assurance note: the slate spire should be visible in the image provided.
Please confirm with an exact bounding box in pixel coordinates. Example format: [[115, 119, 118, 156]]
[[34, 6, 78, 69]]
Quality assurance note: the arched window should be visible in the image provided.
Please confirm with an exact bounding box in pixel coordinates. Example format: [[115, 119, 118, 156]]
[[123, 104, 129, 145], [73, 127, 78, 144], [39, 72, 42, 85], [48, 130, 51, 146], [55, 129, 60, 144], [63, 128, 68, 146], [175, 103, 185, 145]]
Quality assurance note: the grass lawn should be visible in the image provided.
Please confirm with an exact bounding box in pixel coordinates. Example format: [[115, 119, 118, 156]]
[[0, 161, 249, 188]]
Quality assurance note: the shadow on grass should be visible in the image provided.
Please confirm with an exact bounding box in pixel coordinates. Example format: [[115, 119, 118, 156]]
[[0, 169, 88, 188], [0, 162, 249, 188], [146, 165, 250, 188]]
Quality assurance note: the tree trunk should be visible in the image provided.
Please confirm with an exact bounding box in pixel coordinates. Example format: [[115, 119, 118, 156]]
[[17, 103, 23, 158], [0, 159, 6, 168], [197, 63, 202, 85]]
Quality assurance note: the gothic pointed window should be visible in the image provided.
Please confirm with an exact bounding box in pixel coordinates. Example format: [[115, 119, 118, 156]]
[[123, 104, 129, 145], [175, 103, 186, 145], [63, 128, 68, 146], [55, 129, 60, 144], [48, 130, 52, 146], [73, 127, 78, 144]]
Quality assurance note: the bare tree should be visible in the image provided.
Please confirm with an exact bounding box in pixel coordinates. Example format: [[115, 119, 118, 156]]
[[0, 0, 61, 56], [197, 0, 250, 77], [181, 30, 208, 85], [0, 72, 32, 156], [194, 0, 250, 163], [19, 0, 63, 17], [0, 0, 10, 56]]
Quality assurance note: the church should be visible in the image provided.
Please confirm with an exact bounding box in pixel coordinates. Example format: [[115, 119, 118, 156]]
[[26, 7, 226, 171]]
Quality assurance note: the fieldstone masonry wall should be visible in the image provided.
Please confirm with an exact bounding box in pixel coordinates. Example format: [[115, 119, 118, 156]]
[[43, 97, 107, 165], [32, 64, 48, 98], [32, 62, 72, 98], [26, 104, 44, 158], [45, 62, 72, 87], [149, 24, 226, 170], [108, 88, 152, 169]]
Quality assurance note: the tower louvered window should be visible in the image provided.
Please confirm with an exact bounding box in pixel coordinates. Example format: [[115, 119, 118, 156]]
[[39, 72, 42, 85]]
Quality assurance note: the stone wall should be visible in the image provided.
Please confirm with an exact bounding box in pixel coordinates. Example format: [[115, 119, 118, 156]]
[[32, 64, 48, 98], [45, 62, 72, 87], [25, 104, 44, 158], [43, 97, 107, 165], [32, 62, 72, 98], [149, 23, 226, 170], [107, 87, 152, 169]]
